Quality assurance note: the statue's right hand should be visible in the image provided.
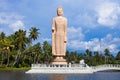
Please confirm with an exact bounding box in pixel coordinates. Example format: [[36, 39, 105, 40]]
[[52, 29, 54, 32], [64, 41, 67, 43]]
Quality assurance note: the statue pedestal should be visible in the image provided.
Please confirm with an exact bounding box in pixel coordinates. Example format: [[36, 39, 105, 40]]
[[52, 56, 67, 65]]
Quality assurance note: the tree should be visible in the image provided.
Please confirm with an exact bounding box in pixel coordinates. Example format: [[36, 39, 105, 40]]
[[99, 53, 105, 64], [116, 51, 120, 60], [3, 38, 14, 66], [29, 27, 40, 45], [115, 51, 120, 64], [85, 49, 92, 58], [0, 32, 6, 40], [109, 54, 115, 64], [94, 51, 99, 65], [78, 54, 84, 61], [84, 49, 92, 65], [0, 32, 6, 66], [65, 51, 70, 62], [42, 41, 53, 63], [13, 29, 28, 66], [0, 32, 6, 48], [32, 42, 42, 63], [104, 48, 110, 64]]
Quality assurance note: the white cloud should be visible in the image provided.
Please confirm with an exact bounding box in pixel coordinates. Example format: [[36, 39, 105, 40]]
[[0, 12, 25, 32], [42, 38, 51, 42], [68, 34, 120, 54], [74, 13, 97, 28], [96, 1, 120, 27], [67, 26, 85, 50], [9, 20, 25, 31], [55, 0, 120, 28], [68, 26, 84, 40], [68, 38, 100, 51], [0, 12, 24, 24], [38, 37, 52, 46], [108, 44, 117, 52]]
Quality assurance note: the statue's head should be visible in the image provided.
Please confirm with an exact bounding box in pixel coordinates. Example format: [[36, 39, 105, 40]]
[[57, 6, 64, 16]]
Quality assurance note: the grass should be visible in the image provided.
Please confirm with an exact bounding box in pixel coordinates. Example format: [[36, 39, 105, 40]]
[[0, 67, 30, 71]]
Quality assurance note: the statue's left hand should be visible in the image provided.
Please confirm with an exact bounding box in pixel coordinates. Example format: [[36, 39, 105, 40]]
[[64, 41, 67, 43], [64, 37, 67, 43]]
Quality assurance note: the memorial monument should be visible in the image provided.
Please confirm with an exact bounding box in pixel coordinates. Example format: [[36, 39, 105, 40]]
[[26, 6, 95, 74], [52, 6, 67, 64]]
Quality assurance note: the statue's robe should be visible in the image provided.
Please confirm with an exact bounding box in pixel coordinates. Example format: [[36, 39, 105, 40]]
[[52, 16, 67, 56]]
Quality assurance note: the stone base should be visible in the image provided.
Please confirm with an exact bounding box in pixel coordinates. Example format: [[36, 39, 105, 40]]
[[52, 61, 67, 65], [52, 56, 67, 65]]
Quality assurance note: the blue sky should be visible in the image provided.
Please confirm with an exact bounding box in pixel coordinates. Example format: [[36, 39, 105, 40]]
[[0, 0, 120, 55]]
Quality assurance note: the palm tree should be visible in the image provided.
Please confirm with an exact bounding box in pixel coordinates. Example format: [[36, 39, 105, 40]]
[[116, 51, 120, 60], [0, 32, 6, 66], [3, 38, 14, 67], [32, 42, 42, 63], [104, 48, 110, 64], [94, 51, 99, 64], [27, 27, 40, 64], [43, 41, 52, 63], [65, 51, 70, 63], [0, 32, 6, 39], [29, 27, 40, 45], [99, 54, 105, 64], [13, 29, 28, 66], [116, 51, 120, 64], [85, 49, 92, 58]]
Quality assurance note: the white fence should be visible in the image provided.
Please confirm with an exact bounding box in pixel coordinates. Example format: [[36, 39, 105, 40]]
[[27, 64, 92, 74], [26, 64, 120, 74], [92, 64, 120, 72], [31, 64, 89, 68]]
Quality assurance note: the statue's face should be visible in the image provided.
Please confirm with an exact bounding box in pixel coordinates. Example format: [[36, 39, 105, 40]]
[[57, 8, 63, 16]]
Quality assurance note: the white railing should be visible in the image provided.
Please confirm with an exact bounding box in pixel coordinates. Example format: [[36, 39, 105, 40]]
[[31, 64, 89, 68], [26, 64, 120, 74], [32, 64, 120, 68], [29, 63, 92, 74], [92, 64, 120, 72], [92, 64, 120, 68], [31, 64, 120, 72]]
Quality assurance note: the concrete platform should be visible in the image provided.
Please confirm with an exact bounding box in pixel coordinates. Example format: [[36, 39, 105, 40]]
[[26, 64, 93, 74]]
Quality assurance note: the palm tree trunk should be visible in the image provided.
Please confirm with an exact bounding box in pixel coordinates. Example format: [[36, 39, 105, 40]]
[[1, 51, 3, 66], [13, 50, 21, 66], [36, 54, 40, 63], [6, 53, 10, 67], [34, 53, 37, 63]]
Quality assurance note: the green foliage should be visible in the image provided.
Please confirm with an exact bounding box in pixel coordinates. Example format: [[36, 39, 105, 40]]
[[116, 51, 120, 60], [29, 27, 40, 41], [42, 41, 53, 64], [0, 27, 120, 69]]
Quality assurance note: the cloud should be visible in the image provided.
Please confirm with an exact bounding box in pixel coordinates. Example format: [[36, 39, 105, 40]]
[[68, 34, 120, 55], [95, 1, 120, 27], [67, 26, 85, 50], [68, 26, 84, 41], [42, 38, 51, 42], [9, 20, 25, 31], [0, 12, 24, 24], [54, 0, 120, 28], [0, 12, 25, 33], [0, 0, 25, 33], [68, 38, 100, 51], [74, 13, 97, 28]]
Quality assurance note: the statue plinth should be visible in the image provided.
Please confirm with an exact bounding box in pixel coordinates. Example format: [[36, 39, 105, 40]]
[[52, 56, 67, 65]]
